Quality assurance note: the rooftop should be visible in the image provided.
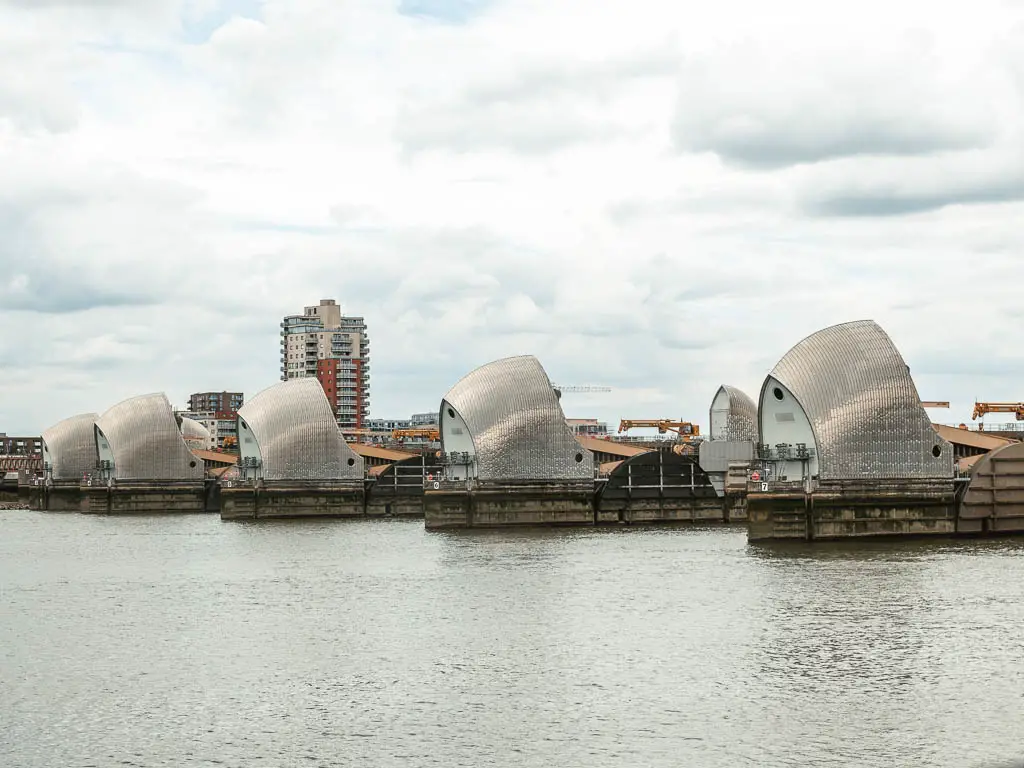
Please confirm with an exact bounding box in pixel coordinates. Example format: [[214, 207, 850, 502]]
[[348, 443, 419, 462], [576, 436, 649, 458]]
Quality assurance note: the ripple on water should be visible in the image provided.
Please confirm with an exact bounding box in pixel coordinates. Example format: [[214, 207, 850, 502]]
[[1, 514, 1023, 768]]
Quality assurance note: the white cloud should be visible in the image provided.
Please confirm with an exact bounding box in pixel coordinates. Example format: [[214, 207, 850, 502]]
[[1, 0, 1023, 435], [672, 36, 998, 169]]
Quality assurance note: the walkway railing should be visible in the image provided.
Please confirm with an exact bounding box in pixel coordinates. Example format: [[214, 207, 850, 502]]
[[938, 423, 1024, 433]]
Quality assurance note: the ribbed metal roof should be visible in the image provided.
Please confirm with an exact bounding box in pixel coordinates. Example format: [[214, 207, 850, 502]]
[[709, 385, 758, 442], [238, 378, 364, 481], [41, 413, 99, 481], [441, 355, 594, 481], [180, 417, 211, 444], [761, 320, 952, 480], [96, 393, 204, 481]]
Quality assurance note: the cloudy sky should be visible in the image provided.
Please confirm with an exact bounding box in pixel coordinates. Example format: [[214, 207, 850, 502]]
[[2, 0, 1024, 435]]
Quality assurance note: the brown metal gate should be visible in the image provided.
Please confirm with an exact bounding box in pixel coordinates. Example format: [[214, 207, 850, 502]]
[[960, 442, 1024, 532]]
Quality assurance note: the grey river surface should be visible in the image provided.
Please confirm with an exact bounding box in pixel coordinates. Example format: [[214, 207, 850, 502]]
[[2, 512, 1024, 768]]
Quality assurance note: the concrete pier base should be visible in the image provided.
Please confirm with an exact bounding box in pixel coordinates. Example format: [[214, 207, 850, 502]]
[[598, 496, 733, 525], [80, 483, 206, 515], [29, 484, 84, 512], [220, 482, 365, 520], [365, 495, 424, 517], [364, 458, 431, 518], [424, 483, 595, 529], [726, 497, 748, 522], [27, 484, 44, 510], [747, 480, 959, 541]]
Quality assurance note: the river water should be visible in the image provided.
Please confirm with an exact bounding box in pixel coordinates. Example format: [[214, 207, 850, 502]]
[[2, 511, 1023, 768]]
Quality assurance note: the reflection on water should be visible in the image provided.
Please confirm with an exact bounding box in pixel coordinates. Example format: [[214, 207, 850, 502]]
[[1, 513, 1022, 768]]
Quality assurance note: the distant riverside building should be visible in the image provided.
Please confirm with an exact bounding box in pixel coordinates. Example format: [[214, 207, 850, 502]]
[[366, 415, 439, 432], [188, 391, 243, 415], [0, 434, 42, 456], [362, 415, 440, 450], [566, 419, 609, 437], [366, 418, 414, 432], [281, 299, 370, 430]]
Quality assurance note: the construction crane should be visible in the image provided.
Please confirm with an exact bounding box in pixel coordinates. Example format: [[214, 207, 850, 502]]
[[973, 402, 1024, 421], [618, 419, 701, 437], [921, 401, 950, 408]]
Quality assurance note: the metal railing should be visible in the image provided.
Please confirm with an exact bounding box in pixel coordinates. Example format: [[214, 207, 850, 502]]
[[756, 443, 817, 460], [939, 422, 1024, 433]]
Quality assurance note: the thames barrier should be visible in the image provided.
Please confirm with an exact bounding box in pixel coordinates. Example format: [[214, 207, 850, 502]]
[[18, 318, 1024, 540]]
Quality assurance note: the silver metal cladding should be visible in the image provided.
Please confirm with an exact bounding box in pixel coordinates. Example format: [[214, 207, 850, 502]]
[[767, 319, 952, 480], [238, 378, 364, 481], [180, 417, 211, 443], [712, 385, 758, 442], [41, 413, 100, 481], [96, 394, 204, 481], [442, 355, 595, 481]]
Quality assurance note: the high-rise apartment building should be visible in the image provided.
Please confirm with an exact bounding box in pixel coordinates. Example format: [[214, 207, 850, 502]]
[[280, 299, 370, 429], [188, 391, 244, 415]]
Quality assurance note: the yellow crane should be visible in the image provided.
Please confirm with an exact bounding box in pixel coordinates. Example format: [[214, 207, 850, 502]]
[[617, 420, 701, 437], [392, 428, 440, 441], [973, 402, 1024, 421]]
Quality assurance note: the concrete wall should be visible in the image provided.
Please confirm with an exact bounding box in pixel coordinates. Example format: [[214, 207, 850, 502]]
[[34, 485, 84, 512], [597, 495, 738, 524], [220, 483, 365, 520], [425, 484, 594, 529], [77, 484, 205, 515], [365, 496, 424, 517], [748, 481, 958, 541]]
